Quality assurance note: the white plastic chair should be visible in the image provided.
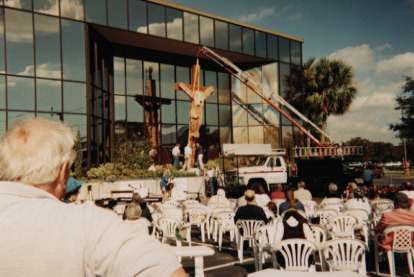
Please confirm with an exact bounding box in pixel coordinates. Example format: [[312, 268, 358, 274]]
[[383, 225, 414, 277], [323, 239, 367, 274], [254, 221, 278, 270], [344, 209, 370, 244], [162, 200, 181, 209], [214, 212, 236, 251], [156, 217, 182, 247], [272, 239, 316, 271], [207, 207, 233, 241], [327, 215, 358, 239], [315, 209, 338, 226], [185, 207, 209, 245], [320, 197, 343, 212], [236, 220, 265, 263], [302, 200, 318, 218], [312, 225, 327, 270], [162, 206, 183, 222]]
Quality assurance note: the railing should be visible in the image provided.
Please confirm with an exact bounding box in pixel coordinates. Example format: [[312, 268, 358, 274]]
[[294, 146, 363, 158]]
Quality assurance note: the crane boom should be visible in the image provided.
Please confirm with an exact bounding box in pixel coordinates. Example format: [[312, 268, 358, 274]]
[[198, 46, 332, 146]]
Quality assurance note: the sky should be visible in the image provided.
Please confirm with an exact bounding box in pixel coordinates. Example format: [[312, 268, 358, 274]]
[[171, 0, 414, 144]]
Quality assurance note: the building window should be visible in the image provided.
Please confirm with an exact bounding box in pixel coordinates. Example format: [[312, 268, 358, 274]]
[[0, 111, 5, 133], [279, 37, 290, 63], [64, 81, 86, 114], [34, 0, 59, 15], [215, 20, 228, 50], [255, 31, 267, 58], [166, 8, 183, 41], [242, 28, 254, 55], [161, 124, 176, 144], [114, 95, 126, 122], [148, 3, 166, 37], [206, 103, 218, 125], [108, 0, 127, 29], [291, 41, 302, 65], [84, 0, 106, 25], [126, 59, 143, 95], [232, 101, 247, 126], [64, 114, 87, 140], [218, 72, 230, 104], [219, 104, 231, 126], [61, 19, 85, 81], [176, 100, 189, 124], [183, 12, 199, 44], [0, 9, 5, 74], [127, 96, 143, 122], [114, 57, 125, 94], [229, 24, 241, 52], [161, 102, 176, 124], [4, 0, 32, 10], [176, 65, 190, 101], [204, 70, 217, 103], [160, 63, 175, 99], [60, 0, 84, 20], [249, 126, 264, 144], [0, 76, 5, 109], [267, 35, 278, 60], [279, 63, 290, 98], [220, 127, 231, 144], [5, 9, 34, 76], [129, 0, 147, 33], [7, 76, 35, 110], [200, 16, 214, 47], [262, 62, 278, 101], [233, 126, 248, 143], [36, 79, 61, 112], [34, 14, 61, 79]]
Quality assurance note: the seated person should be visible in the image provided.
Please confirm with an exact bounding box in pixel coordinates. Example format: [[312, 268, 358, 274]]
[[294, 181, 312, 202], [376, 193, 414, 251], [344, 188, 371, 214], [253, 183, 271, 208], [274, 209, 314, 242], [131, 192, 153, 223], [234, 190, 268, 224], [326, 183, 341, 198], [123, 203, 150, 233], [271, 184, 286, 200], [279, 188, 305, 215], [208, 188, 232, 209]]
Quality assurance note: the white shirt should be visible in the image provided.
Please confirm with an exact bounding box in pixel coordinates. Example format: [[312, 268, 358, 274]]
[[184, 145, 192, 156], [255, 194, 271, 208], [344, 198, 372, 214], [172, 146, 180, 157], [0, 181, 181, 277], [294, 188, 313, 202]]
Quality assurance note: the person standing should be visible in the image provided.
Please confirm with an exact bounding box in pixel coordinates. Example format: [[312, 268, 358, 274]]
[[183, 144, 192, 170], [171, 143, 181, 168], [196, 143, 204, 173]]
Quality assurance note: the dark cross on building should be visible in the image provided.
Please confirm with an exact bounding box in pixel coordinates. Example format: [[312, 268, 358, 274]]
[[135, 67, 171, 163]]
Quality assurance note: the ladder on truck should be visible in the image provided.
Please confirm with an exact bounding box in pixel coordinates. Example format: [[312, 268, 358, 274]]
[[198, 46, 362, 158]]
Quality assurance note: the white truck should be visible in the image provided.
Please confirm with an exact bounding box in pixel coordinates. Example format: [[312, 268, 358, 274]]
[[222, 144, 287, 191]]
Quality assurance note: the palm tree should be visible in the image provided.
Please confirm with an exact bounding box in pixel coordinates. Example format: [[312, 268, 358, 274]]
[[285, 57, 357, 142]]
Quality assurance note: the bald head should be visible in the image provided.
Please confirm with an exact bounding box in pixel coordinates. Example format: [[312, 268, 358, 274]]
[[0, 117, 76, 189]]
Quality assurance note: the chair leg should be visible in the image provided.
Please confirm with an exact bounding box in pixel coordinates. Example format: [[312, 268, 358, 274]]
[[218, 228, 223, 251], [387, 251, 396, 277], [194, 256, 205, 277], [201, 223, 205, 242], [238, 238, 244, 263], [186, 227, 192, 247]]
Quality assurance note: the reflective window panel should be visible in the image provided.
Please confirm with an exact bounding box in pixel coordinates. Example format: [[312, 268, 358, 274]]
[[34, 0, 59, 15], [129, 0, 147, 33], [262, 62, 278, 101], [64, 114, 87, 140], [215, 20, 228, 50], [127, 96, 143, 122], [176, 100, 189, 124], [247, 103, 263, 125], [63, 81, 86, 114], [108, 0, 127, 29], [249, 126, 264, 144], [114, 95, 126, 121], [232, 101, 247, 126], [206, 103, 218, 125], [176, 125, 188, 145], [219, 104, 231, 126], [148, 3, 165, 37], [0, 111, 5, 134], [200, 16, 214, 47], [263, 104, 280, 126], [166, 8, 183, 41], [229, 24, 241, 52], [0, 76, 4, 109], [220, 127, 231, 144], [60, 0, 84, 20], [7, 76, 35, 110], [36, 79, 61, 112], [204, 70, 217, 103], [267, 35, 278, 60], [160, 63, 175, 99], [85, 0, 106, 25], [242, 28, 254, 55], [0, 10, 4, 74], [143, 61, 159, 96], [126, 59, 143, 95], [61, 19, 85, 81], [264, 125, 280, 148], [161, 101, 175, 124], [161, 124, 176, 145], [218, 72, 230, 104], [5, 9, 34, 76], [233, 126, 248, 144], [231, 75, 247, 102], [114, 57, 125, 94], [279, 63, 290, 98], [255, 31, 267, 58], [282, 125, 293, 148], [176, 65, 190, 100], [291, 41, 302, 65], [279, 37, 290, 63], [246, 67, 262, 104], [35, 14, 61, 79], [4, 0, 32, 10], [184, 12, 199, 44]]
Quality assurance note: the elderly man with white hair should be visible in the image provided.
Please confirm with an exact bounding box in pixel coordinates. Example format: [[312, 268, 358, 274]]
[[0, 118, 186, 277]]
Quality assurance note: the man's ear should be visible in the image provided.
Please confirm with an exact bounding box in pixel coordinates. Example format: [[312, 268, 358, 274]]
[[55, 162, 70, 198]]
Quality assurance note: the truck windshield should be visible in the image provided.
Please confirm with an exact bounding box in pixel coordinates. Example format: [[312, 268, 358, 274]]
[[252, 156, 268, 166]]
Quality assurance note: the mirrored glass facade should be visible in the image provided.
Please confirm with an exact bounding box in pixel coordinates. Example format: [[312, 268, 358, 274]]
[[0, 0, 302, 166]]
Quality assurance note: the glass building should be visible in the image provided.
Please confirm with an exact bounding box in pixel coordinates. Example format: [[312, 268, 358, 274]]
[[0, 0, 303, 166]]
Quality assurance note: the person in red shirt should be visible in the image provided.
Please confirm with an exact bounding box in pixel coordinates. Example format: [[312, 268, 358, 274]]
[[271, 184, 285, 200], [376, 193, 414, 251]]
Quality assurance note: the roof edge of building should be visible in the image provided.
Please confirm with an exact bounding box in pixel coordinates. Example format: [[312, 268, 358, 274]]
[[148, 0, 304, 43]]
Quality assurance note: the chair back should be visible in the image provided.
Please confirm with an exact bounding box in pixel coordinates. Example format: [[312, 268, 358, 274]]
[[236, 220, 265, 239], [323, 239, 366, 272], [315, 209, 338, 226], [344, 209, 370, 224], [157, 217, 180, 240], [162, 200, 181, 209], [328, 215, 357, 238], [162, 207, 183, 221], [273, 239, 316, 271], [215, 211, 235, 230], [372, 199, 394, 214], [311, 225, 327, 250], [321, 198, 343, 212], [185, 207, 208, 225], [302, 200, 317, 218], [255, 223, 278, 247], [384, 225, 414, 252]]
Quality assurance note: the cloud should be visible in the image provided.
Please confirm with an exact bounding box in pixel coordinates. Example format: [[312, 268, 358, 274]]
[[324, 44, 414, 144], [328, 44, 375, 71], [376, 52, 414, 78], [17, 64, 61, 79], [238, 7, 276, 23], [287, 12, 303, 22]]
